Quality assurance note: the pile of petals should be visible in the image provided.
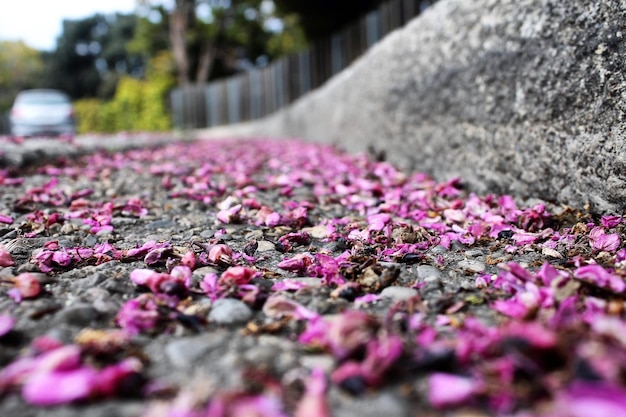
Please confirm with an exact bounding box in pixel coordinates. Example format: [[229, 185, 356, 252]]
[[1, 138, 626, 416], [0, 335, 144, 405]]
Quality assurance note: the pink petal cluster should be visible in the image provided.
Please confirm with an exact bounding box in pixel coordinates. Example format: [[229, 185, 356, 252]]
[[589, 226, 621, 252], [116, 293, 163, 335], [0, 341, 143, 405], [4, 138, 626, 415], [31, 242, 121, 273]]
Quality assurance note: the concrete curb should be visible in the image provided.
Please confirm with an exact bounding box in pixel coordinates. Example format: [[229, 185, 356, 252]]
[[197, 0, 626, 214]]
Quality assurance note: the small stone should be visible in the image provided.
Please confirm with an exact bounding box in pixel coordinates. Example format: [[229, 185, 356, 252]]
[[464, 249, 484, 258], [208, 298, 253, 325], [244, 230, 264, 240], [330, 388, 410, 417], [450, 241, 467, 251], [200, 229, 215, 238], [58, 239, 74, 248], [380, 286, 418, 301], [300, 354, 335, 373], [146, 219, 176, 230], [302, 225, 327, 239], [165, 333, 228, 368], [84, 234, 98, 247], [55, 304, 99, 326], [70, 272, 107, 292], [417, 265, 442, 282], [283, 277, 323, 287], [256, 240, 275, 252], [25, 299, 63, 319], [16, 262, 41, 274], [96, 228, 112, 236], [457, 259, 486, 273]]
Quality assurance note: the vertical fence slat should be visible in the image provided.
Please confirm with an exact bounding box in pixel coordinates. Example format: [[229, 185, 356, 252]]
[[366, 10, 380, 47], [298, 50, 311, 97], [249, 70, 262, 119]]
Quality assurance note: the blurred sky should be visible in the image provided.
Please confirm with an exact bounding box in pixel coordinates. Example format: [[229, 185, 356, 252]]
[[0, 0, 138, 51]]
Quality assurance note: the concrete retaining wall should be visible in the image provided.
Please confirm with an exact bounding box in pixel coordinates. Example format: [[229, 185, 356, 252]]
[[197, 0, 626, 214]]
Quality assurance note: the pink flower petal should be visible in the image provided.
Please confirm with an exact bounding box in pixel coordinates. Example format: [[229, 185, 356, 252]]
[[0, 314, 15, 337], [294, 368, 330, 417], [218, 266, 258, 287], [0, 214, 13, 224], [575, 264, 625, 293], [0, 245, 14, 267], [555, 382, 626, 417], [14, 273, 41, 299], [428, 373, 478, 409], [263, 295, 319, 321], [23, 368, 97, 405]]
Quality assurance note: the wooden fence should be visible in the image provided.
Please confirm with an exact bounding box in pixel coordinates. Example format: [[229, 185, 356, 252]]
[[171, 0, 436, 129]]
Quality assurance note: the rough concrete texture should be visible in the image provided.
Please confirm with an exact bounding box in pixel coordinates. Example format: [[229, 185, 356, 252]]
[[197, 0, 626, 214]]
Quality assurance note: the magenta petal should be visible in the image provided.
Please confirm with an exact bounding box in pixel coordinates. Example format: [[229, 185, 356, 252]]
[[231, 394, 289, 417], [295, 368, 330, 417], [0, 214, 14, 224], [354, 294, 381, 305], [23, 368, 97, 405], [95, 358, 142, 396], [537, 262, 567, 286], [492, 298, 533, 319], [51, 251, 72, 266], [272, 280, 309, 292], [575, 264, 625, 293], [277, 254, 312, 272], [0, 245, 14, 267], [428, 373, 477, 409], [367, 213, 390, 231], [263, 295, 319, 320], [36, 345, 82, 373], [219, 266, 258, 287], [556, 382, 626, 417], [0, 314, 15, 337], [601, 215, 622, 228], [589, 227, 621, 252], [129, 268, 156, 286]]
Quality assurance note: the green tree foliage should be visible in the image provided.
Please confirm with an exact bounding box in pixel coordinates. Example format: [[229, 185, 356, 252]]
[[136, 0, 305, 85], [74, 51, 175, 133], [0, 41, 44, 111], [42, 13, 143, 100], [273, 0, 386, 41]]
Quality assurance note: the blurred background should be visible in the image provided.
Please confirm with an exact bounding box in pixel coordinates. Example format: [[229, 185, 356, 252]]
[[0, 0, 433, 135]]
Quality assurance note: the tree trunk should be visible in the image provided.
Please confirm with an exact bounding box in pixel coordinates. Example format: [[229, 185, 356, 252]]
[[195, 43, 216, 84], [169, 0, 192, 86]]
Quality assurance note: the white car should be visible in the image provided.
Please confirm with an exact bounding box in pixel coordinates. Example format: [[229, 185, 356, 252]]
[[10, 89, 76, 137]]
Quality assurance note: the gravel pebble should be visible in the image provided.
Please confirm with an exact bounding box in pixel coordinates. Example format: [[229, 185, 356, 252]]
[[165, 333, 229, 368], [380, 286, 418, 301], [330, 389, 410, 417], [456, 259, 486, 273], [256, 240, 276, 252], [55, 304, 99, 326], [208, 298, 253, 325], [416, 265, 443, 282], [300, 354, 335, 373], [146, 219, 176, 230], [464, 249, 484, 258], [24, 299, 63, 319]]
